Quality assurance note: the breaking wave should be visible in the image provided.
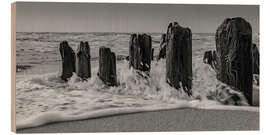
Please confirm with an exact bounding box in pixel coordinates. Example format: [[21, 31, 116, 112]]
[[16, 58, 257, 130]]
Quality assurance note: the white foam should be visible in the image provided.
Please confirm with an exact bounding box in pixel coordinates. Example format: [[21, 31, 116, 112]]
[[16, 58, 258, 130]]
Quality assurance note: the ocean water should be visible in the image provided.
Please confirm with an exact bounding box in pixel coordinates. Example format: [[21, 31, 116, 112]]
[[16, 32, 259, 129]]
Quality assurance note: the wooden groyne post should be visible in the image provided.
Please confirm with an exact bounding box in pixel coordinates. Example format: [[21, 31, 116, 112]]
[[252, 43, 259, 74], [59, 41, 76, 81], [151, 48, 154, 60], [158, 33, 167, 60], [98, 47, 117, 86], [203, 50, 217, 69], [215, 17, 253, 105], [129, 34, 152, 72], [166, 22, 192, 95], [76, 41, 91, 80]]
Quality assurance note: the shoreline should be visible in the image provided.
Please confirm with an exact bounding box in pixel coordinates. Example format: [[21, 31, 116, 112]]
[[15, 55, 259, 133], [17, 108, 259, 133]]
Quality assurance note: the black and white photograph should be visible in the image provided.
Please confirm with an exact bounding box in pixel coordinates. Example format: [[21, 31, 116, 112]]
[[12, 2, 259, 133]]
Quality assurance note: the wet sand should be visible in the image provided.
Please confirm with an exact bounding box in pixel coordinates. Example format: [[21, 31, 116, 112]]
[[17, 108, 259, 133]]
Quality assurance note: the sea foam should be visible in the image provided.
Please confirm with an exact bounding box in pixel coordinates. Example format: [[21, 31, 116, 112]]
[[16, 58, 258, 130]]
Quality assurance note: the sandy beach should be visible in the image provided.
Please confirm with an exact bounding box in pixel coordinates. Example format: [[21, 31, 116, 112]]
[[17, 108, 259, 133]]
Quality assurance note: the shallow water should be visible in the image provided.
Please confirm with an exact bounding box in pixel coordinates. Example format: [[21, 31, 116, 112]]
[[16, 32, 259, 129]]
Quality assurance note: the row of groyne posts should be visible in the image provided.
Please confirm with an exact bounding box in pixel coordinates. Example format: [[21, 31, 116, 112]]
[[59, 17, 259, 105]]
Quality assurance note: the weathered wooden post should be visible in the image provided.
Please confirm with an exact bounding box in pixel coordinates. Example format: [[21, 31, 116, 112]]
[[59, 41, 76, 81], [166, 22, 192, 95], [203, 50, 217, 69], [215, 17, 253, 105], [129, 33, 152, 72], [252, 43, 259, 74], [98, 47, 117, 86], [158, 33, 167, 60], [203, 51, 212, 64], [212, 50, 217, 69], [76, 41, 91, 80], [151, 48, 154, 60]]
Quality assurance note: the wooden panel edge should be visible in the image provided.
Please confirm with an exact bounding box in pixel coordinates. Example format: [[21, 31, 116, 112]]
[[11, 2, 16, 133]]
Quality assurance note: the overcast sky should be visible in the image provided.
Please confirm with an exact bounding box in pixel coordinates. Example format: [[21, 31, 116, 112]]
[[16, 2, 259, 33]]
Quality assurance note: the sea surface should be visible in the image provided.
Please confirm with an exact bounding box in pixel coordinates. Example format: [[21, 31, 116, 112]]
[[15, 32, 260, 129]]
